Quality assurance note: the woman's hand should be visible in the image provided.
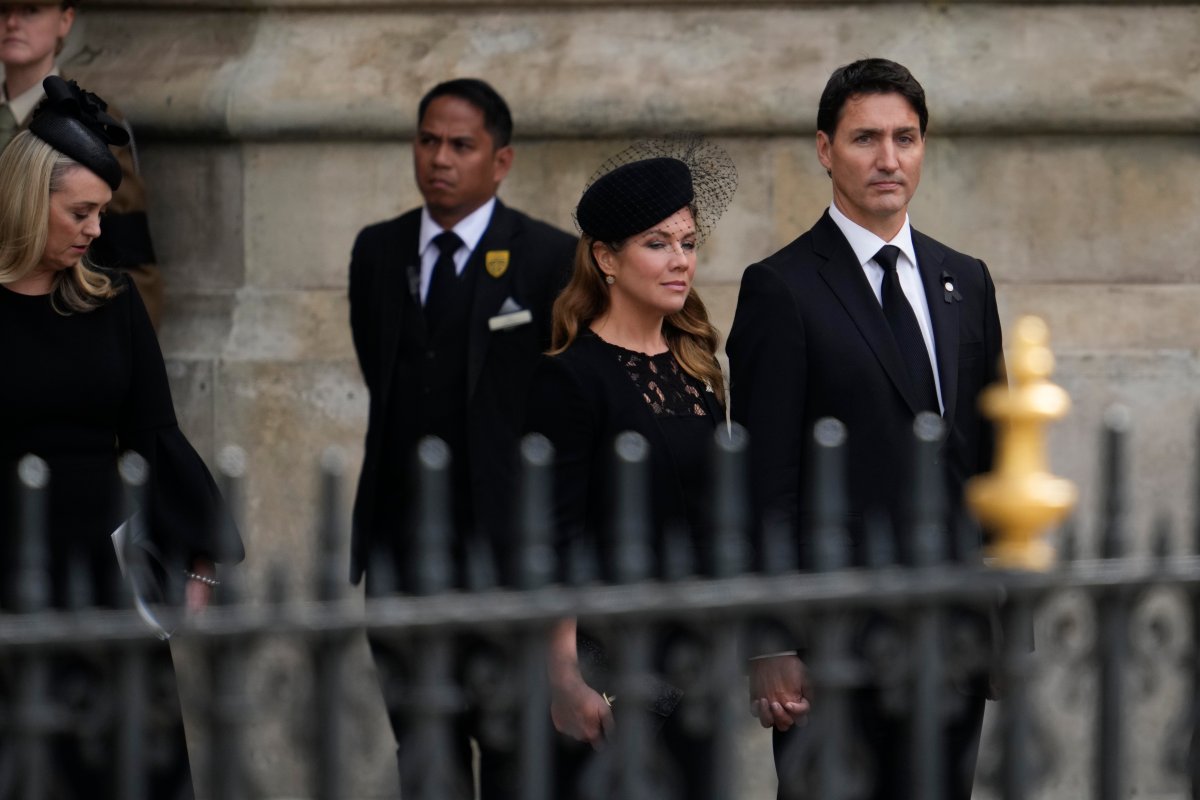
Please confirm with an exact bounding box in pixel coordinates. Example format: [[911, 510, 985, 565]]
[[185, 558, 217, 613], [546, 617, 613, 750], [550, 671, 614, 750]]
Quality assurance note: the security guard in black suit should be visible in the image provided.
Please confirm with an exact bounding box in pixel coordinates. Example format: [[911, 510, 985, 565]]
[[347, 78, 575, 799]]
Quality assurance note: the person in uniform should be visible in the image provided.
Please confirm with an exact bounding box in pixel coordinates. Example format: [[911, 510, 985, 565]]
[[347, 77, 575, 799]]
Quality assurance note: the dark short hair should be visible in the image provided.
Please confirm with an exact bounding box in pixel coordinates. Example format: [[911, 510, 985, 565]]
[[817, 58, 928, 139], [417, 78, 513, 149]]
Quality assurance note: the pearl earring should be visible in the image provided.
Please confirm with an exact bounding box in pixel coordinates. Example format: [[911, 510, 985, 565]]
[[605, 275, 615, 285]]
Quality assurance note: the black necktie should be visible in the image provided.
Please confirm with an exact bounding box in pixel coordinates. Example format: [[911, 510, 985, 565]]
[[424, 231, 463, 332], [875, 245, 939, 414]]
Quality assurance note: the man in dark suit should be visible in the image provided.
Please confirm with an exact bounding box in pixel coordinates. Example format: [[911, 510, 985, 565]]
[[726, 59, 1004, 800], [348, 78, 575, 798]]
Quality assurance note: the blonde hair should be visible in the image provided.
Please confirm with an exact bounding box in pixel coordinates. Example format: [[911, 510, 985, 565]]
[[0, 131, 118, 314], [550, 235, 726, 402]]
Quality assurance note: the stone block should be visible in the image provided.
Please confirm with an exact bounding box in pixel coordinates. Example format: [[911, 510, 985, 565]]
[[158, 291, 237, 360], [137, 143, 246, 293], [916, 136, 1200, 285], [165, 357, 217, 463], [65, 12, 260, 136], [997, 284, 1200, 353], [210, 359, 366, 596], [223, 289, 355, 362], [1042, 351, 1198, 557], [72, 6, 1200, 137], [242, 142, 417, 291]]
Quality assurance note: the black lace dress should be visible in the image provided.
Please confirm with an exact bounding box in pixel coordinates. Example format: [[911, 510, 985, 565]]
[[525, 330, 724, 800], [602, 339, 717, 568]]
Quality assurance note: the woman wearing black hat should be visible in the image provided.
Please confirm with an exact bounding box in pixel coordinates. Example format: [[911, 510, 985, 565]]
[[0, 77, 241, 797], [524, 138, 736, 797]]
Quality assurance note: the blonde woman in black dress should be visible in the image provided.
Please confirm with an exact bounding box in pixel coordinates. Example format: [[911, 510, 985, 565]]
[[0, 77, 241, 798], [525, 138, 736, 798]]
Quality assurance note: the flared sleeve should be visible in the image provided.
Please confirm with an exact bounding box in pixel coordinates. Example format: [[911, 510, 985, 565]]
[[116, 282, 244, 567]]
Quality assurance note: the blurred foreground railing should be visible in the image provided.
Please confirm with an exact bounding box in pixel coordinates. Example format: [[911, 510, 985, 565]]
[[3, 320, 1200, 799]]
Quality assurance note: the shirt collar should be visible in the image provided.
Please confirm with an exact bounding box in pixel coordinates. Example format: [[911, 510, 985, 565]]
[[827, 201, 916, 269], [2, 65, 59, 127], [418, 196, 497, 257]]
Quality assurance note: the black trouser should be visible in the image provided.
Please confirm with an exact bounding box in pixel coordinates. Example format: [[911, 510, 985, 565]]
[[772, 688, 987, 800], [553, 695, 714, 800], [369, 634, 522, 800]]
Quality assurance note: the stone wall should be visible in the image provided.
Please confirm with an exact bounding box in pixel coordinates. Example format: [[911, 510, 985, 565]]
[[53, 1, 1200, 796]]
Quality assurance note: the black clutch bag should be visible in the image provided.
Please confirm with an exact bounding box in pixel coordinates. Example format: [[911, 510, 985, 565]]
[[576, 633, 683, 732]]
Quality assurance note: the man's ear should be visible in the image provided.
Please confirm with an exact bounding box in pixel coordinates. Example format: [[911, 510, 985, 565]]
[[816, 131, 833, 174], [492, 145, 514, 185]]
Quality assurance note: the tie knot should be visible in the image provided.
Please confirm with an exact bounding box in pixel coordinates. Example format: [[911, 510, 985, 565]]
[[433, 231, 463, 258], [874, 245, 901, 274]]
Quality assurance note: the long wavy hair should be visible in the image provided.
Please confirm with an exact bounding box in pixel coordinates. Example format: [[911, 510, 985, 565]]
[[550, 234, 726, 403], [0, 131, 119, 314]]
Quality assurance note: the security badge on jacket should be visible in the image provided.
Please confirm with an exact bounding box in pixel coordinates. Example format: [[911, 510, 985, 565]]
[[485, 250, 510, 278]]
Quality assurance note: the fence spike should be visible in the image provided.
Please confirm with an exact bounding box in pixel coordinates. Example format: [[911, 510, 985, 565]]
[[315, 447, 348, 800], [811, 417, 849, 573], [209, 445, 247, 800], [911, 412, 948, 568], [516, 434, 554, 800], [1151, 514, 1173, 562], [865, 510, 897, 570], [414, 437, 454, 595], [613, 432, 653, 584], [762, 509, 799, 575], [1100, 405, 1132, 560], [216, 445, 247, 606], [712, 423, 751, 578], [518, 433, 556, 591], [662, 523, 696, 582], [15, 455, 50, 613], [1057, 518, 1078, 564]]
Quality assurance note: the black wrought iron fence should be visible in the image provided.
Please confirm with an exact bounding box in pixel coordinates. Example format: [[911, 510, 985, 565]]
[[3, 411, 1199, 800]]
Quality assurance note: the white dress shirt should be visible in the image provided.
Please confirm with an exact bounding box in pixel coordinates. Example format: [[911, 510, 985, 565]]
[[827, 203, 944, 413], [416, 197, 497, 305]]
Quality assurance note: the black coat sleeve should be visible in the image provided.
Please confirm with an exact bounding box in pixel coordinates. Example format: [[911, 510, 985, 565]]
[[348, 228, 378, 391], [976, 259, 1005, 474], [117, 283, 243, 566], [524, 354, 597, 582], [727, 262, 809, 546]]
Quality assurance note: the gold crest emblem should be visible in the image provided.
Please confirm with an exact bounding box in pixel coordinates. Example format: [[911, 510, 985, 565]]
[[485, 250, 510, 278]]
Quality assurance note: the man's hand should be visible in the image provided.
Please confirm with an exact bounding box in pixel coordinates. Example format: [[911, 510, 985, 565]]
[[748, 654, 811, 732]]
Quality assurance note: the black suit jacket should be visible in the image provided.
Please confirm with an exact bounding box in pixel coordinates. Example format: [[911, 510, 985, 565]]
[[727, 211, 1004, 566], [348, 199, 575, 585]]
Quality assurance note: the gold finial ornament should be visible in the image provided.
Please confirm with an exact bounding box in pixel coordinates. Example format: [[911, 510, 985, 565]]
[[966, 316, 1077, 571]]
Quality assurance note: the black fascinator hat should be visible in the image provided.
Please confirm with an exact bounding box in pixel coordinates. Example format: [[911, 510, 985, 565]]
[[29, 76, 129, 191], [575, 134, 737, 245]]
